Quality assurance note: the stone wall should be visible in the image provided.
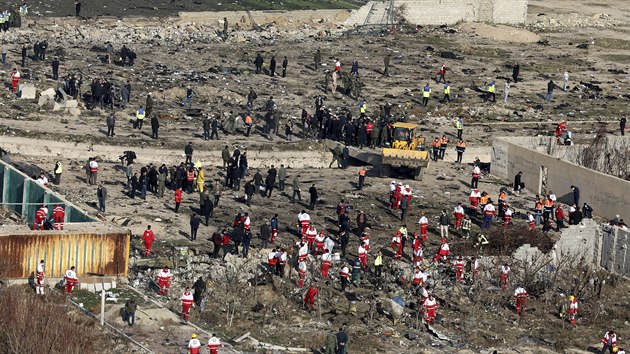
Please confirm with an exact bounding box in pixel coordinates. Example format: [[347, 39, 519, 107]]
[[492, 137, 630, 221], [347, 0, 528, 26]]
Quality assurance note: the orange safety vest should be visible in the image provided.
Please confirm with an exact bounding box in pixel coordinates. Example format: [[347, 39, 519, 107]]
[[457, 142, 466, 148], [535, 201, 543, 211], [244, 115, 253, 125], [358, 169, 366, 176], [544, 200, 553, 208], [431, 140, 440, 148], [480, 195, 489, 204], [498, 192, 506, 202], [440, 138, 449, 146]]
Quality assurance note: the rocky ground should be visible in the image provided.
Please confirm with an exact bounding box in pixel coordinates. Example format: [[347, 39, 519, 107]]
[[1, 0, 630, 353]]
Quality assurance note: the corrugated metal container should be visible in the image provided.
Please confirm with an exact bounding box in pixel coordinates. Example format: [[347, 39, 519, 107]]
[[0, 231, 130, 278]]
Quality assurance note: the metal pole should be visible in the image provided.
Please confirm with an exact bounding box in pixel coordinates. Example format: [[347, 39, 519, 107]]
[[100, 287, 105, 326]]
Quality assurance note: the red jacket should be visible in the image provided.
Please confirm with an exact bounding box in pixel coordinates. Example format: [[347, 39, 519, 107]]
[[142, 230, 155, 244], [175, 189, 182, 203], [555, 207, 565, 220]]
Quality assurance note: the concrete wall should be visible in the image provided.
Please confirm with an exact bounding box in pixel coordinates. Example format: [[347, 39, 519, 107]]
[[348, 0, 528, 26], [492, 137, 629, 221], [0, 160, 96, 226], [598, 227, 630, 278]]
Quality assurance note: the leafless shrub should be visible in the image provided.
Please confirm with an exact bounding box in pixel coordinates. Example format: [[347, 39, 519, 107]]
[[577, 129, 630, 181], [0, 286, 113, 354]]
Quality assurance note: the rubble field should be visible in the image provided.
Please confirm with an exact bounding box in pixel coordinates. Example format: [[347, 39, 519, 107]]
[[1, 0, 630, 353]]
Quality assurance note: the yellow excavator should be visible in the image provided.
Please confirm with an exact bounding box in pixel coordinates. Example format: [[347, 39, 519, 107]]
[[381, 122, 430, 180]]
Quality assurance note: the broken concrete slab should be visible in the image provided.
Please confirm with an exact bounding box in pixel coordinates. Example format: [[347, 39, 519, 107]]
[[40, 88, 56, 97], [65, 100, 79, 108], [20, 85, 36, 99]]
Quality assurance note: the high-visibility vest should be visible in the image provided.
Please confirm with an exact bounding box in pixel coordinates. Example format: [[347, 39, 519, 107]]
[[244, 115, 252, 125], [20, 5, 28, 15], [440, 138, 449, 146], [358, 169, 366, 176], [443, 85, 450, 94], [54, 162, 63, 174], [455, 120, 462, 129], [360, 103, 367, 114], [136, 109, 145, 120], [488, 83, 496, 93], [423, 86, 431, 97], [374, 255, 382, 266], [431, 140, 440, 148]]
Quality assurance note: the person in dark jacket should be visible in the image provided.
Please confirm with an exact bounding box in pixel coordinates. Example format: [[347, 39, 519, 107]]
[[232, 223, 244, 255], [242, 230, 252, 257], [184, 142, 193, 164], [124, 299, 137, 326], [150, 115, 159, 139], [308, 184, 318, 210], [244, 180, 255, 206], [336, 328, 349, 354], [282, 56, 288, 77], [270, 56, 276, 77], [341, 146, 350, 169], [265, 167, 276, 198], [211, 231, 222, 258], [513, 171, 522, 195], [52, 57, 60, 80], [570, 185, 580, 206], [190, 213, 200, 241], [260, 221, 272, 249], [192, 277, 206, 307]]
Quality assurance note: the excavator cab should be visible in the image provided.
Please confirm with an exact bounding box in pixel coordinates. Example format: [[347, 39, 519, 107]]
[[391, 122, 422, 150], [381, 122, 429, 180]]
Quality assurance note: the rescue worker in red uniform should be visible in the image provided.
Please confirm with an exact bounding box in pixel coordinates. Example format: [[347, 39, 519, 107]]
[[418, 213, 429, 242], [267, 248, 278, 272], [433, 239, 450, 263], [304, 224, 317, 250], [527, 212, 535, 231], [52, 204, 65, 230], [298, 261, 307, 289], [412, 267, 426, 287], [391, 230, 403, 260], [181, 287, 194, 321], [568, 295, 578, 327], [314, 231, 326, 255], [33, 205, 49, 230], [11, 68, 20, 93], [64, 266, 79, 294], [358, 243, 368, 271], [469, 189, 481, 210], [412, 233, 423, 264], [321, 249, 332, 279], [277, 248, 287, 277], [361, 233, 370, 252], [454, 256, 465, 283], [514, 286, 528, 316], [207, 334, 222, 354], [499, 263, 510, 290], [423, 294, 437, 324], [453, 203, 465, 229], [36, 260, 45, 295], [304, 285, 318, 312], [157, 266, 172, 295], [298, 242, 308, 262], [142, 225, 155, 257], [602, 330, 617, 354], [297, 210, 310, 237], [188, 333, 201, 354]]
